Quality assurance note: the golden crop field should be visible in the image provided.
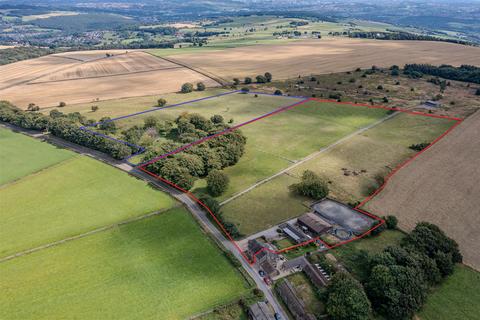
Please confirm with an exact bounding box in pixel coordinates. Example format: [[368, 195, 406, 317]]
[[168, 38, 480, 80], [0, 50, 218, 108]]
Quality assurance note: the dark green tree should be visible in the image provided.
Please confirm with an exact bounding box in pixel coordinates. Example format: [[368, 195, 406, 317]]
[[157, 98, 167, 107], [264, 72, 272, 82], [385, 215, 398, 229], [325, 272, 371, 320], [196, 82, 206, 91], [210, 114, 224, 124], [181, 82, 194, 93], [99, 117, 116, 133], [207, 170, 230, 196], [256, 75, 267, 83], [290, 170, 329, 200], [244, 77, 252, 84]]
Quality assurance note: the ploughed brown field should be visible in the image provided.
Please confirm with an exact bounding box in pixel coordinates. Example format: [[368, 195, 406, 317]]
[[0, 51, 217, 108], [168, 38, 480, 79], [364, 111, 480, 271]]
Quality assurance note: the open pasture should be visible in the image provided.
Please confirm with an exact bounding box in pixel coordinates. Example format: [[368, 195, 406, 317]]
[[0, 127, 73, 185], [109, 91, 301, 130], [418, 265, 480, 320], [192, 99, 390, 203], [169, 38, 480, 80], [0, 155, 174, 257], [42, 88, 232, 121], [0, 207, 249, 320], [365, 110, 480, 270], [220, 107, 455, 235]]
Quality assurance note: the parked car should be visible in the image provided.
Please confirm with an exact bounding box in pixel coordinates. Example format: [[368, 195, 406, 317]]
[[259, 270, 265, 277], [274, 313, 282, 320]]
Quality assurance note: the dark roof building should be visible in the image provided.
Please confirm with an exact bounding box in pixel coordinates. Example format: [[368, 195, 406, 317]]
[[276, 280, 316, 320], [279, 223, 309, 244], [260, 260, 280, 278], [304, 261, 330, 288], [247, 239, 278, 266], [298, 212, 332, 235], [425, 100, 441, 108], [248, 301, 275, 320]]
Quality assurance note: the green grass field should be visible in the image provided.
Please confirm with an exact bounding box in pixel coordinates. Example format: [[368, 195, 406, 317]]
[[221, 112, 455, 235], [0, 207, 249, 320], [0, 127, 74, 185], [41, 88, 231, 121], [111, 92, 301, 131], [195, 100, 390, 204], [418, 265, 480, 320], [0, 155, 175, 257]]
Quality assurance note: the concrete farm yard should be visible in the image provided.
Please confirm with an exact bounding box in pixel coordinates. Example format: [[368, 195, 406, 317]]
[[0, 128, 249, 319]]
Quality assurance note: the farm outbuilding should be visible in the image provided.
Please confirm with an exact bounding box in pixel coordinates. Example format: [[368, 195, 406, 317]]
[[297, 212, 332, 236], [279, 223, 309, 243]]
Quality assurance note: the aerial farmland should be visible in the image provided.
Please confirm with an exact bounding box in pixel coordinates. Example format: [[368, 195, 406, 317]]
[[1, 3, 480, 320]]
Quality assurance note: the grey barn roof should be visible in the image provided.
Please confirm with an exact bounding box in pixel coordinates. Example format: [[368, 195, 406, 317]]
[[298, 212, 332, 234]]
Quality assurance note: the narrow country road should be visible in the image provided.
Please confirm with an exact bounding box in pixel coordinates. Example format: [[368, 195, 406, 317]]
[[131, 169, 290, 318], [1, 122, 289, 318]]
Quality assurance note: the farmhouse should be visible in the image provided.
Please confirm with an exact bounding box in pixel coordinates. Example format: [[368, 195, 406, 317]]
[[248, 301, 275, 320], [297, 212, 332, 236]]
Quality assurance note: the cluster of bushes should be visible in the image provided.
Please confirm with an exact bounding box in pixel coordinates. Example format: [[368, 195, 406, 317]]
[[323, 222, 462, 320], [200, 195, 242, 239], [404, 64, 480, 84], [233, 72, 272, 85], [409, 142, 430, 151], [0, 101, 132, 159], [142, 113, 246, 191], [181, 82, 205, 93], [290, 170, 329, 200]]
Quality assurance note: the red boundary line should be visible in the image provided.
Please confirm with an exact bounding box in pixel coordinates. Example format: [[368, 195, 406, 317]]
[[138, 97, 462, 265]]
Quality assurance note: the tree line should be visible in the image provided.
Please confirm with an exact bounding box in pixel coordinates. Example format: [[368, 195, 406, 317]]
[[140, 113, 246, 192], [404, 64, 480, 84], [0, 101, 132, 159], [349, 31, 474, 46]]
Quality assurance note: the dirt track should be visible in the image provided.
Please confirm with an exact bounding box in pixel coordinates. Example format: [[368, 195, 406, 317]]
[[364, 111, 480, 270], [170, 38, 480, 79]]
